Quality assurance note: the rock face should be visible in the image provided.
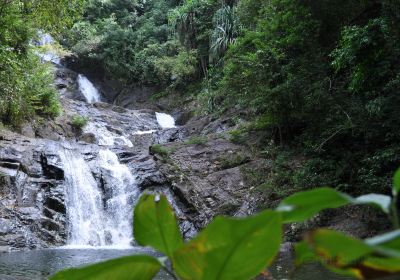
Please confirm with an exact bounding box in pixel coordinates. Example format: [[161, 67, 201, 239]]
[[148, 134, 263, 229], [0, 132, 66, 250]]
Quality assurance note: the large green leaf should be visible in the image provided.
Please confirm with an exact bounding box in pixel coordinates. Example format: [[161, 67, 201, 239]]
[[299, 229, 400, 279], [306, 229, 374, 266], [134, 194, 183, 258], [173, 210, 282, 280], [294, 241, 317, 265], [393, 168, 400, 196], [363, 257, 400, 273], [50, 255, 161, 280], [276, 188, 351, 223]]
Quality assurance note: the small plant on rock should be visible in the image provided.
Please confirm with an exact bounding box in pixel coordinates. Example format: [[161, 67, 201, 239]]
[[71, 115, 88, 129], [150, 144, 170, 157]]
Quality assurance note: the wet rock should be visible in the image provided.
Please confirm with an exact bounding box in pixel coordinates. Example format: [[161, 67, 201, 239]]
[[79, 132, 98, 144], [44, 197, 66, 214], [175, 110, 194, 126], [20, 124, 36, 138], [0, 132, 67, 250], [0, 246, 11, 253], [0, 219, 15, 235], [113, 85, 159, 110], [40, 154, 64, 180]]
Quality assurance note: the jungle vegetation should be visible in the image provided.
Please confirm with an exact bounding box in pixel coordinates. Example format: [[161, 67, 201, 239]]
[[64, 0, 400, 197]]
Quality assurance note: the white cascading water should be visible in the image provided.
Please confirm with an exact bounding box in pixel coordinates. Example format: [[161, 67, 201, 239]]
[[97, 149, 138, 247], [156, 112, 176, 129], [60, 147, 138, 248], [84, 122, 133, 147], [37, 32, 54, 45], [59, 149, 106, 246], [77, 74, 101, 103], [34, 33, 140, 248]]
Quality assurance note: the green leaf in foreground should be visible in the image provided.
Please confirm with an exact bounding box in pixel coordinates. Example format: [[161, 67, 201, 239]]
[[294, 241, 317, 265], [134, 194, 183, 258], [393, 168, 400, 196], [276, 188, 350, 223], [298, 229, 374, 279], [50, 255, 161, 280], [307, 229, 374, 265], [299, 229, 400, 279], [173, 210, 282, 280]]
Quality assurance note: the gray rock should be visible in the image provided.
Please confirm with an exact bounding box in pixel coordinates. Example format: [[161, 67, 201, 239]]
[[151, 135, 259, 229], [79, 132, 98, 144], [0, 246, 11, 253]]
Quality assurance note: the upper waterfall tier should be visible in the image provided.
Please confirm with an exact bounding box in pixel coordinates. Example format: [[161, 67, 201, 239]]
[[77, 74, 101, 103]]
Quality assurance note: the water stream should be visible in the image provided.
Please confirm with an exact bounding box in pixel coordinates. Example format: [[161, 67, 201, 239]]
[[156, 112, 176, 129], [84, 122, 133, 147], [59, 148, 106, 247], [33, 34, 174, 251], [77, 74, 101, 103], [59, 130, 138, 248]]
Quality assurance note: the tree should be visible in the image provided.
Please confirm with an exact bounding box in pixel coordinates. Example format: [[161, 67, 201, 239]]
[[0, 0, 83, 127]]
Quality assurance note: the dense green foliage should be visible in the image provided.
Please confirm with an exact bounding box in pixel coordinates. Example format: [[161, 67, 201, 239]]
[[66, 0, 400, 197], [217, 0, 400, 196], [64, 0, 197, 88], [51, 172, 400, 279], [0, 0, 83, 127]]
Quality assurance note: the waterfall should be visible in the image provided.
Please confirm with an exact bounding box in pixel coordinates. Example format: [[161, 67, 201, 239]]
[[36, 32, 54, 45], [60, 146, 138, 248], [77, 74, 101, 104], [156, 112, 176, 129], [59, 149, 106, 247], [97, 149, 138, 247], [35, 32, 101, 103]]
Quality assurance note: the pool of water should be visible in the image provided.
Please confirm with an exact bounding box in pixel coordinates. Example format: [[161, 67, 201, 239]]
[[0, 247, 170, 280]]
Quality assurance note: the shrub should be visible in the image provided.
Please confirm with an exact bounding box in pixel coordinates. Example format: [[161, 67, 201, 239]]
[[0, 0, 81, 128], [71, 115, 88, 129], [150, 144, 170, 157], [0, 47, 61, 127]]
